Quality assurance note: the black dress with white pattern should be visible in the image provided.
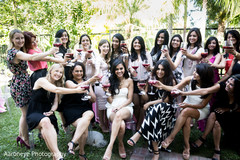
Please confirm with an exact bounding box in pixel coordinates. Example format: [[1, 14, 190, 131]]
[[140, 89, 176, 152]]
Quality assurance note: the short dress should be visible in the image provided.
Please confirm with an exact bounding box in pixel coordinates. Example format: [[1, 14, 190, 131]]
[[59, 80, 94, 127], [105, 88, 134, 119], [7, 48, 32, 108], [183, 85, 210, 120], [26, 88, 58, 132], [139, 89, 176, 152]]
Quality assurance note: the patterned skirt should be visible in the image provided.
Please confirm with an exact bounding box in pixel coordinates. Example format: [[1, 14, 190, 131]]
[[140, 102, 176, 152]]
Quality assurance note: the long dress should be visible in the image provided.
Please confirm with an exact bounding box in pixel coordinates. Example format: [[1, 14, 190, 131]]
[[59, 80, 94, 127], [7, 48, 32, 108], [105, 88, 134, 119], [26, 88, 58, 132], [139, 89, 176, 152]]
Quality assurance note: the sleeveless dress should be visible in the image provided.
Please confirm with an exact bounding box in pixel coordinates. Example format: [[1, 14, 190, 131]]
[[105, 88, 134, 119], [59, 80, 94, 127], [26, 88, 58, 132], [183, 85, 210, 120], [172, 51, 184, 83], [7, 48, 32, 108], [139, 89, 176, 152]]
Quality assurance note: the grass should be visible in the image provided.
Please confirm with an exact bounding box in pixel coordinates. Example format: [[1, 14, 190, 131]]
[[0, 96, 240, 160]]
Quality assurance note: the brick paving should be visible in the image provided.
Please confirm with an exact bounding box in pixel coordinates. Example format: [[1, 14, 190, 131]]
[[130, 147, 211, 160]]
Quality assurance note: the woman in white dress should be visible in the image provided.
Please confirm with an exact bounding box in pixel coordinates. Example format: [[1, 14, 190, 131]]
[[159, 63, 214, 160], [102, 59, 134, 160]]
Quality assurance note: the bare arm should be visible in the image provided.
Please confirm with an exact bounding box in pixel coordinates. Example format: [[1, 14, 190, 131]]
[[14, 47, 58, 63], [182, 48, 202, 61], [34, 78, 86, 94], [211, 53, 222, 68], [181, 83, 220, 96], [218, 58, 235, 83]]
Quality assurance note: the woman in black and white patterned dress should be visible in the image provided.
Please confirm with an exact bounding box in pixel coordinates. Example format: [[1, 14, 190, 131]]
[[127, 59, 177, 160]]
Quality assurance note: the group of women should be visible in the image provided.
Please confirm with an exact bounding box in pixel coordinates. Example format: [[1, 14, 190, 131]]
[[6, 27, 240, 160]]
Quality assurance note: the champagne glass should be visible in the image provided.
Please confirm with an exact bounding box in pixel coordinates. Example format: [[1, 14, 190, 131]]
[[120, 40, 127, 48], [66, 49, 74, 66], [102, 75, 111, 98], [148, 75, 156, 95], [201, 49, 208, 58], [53, 38, 62, 47], [77, 44, 83, 55], [95, 69, 103, 86], [131, 61, 139, 80], [81, 84, 91, 101]]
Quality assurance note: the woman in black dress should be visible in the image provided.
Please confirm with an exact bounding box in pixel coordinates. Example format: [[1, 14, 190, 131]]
[[60, 62, 96, 160], [27, 64, 86, 160]]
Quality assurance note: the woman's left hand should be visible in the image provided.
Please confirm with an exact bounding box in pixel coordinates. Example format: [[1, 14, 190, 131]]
[[215, 108, 229, 114], [112, 106, 121, 113], [43, 110, 54, 116], [178, 102, 188, 109]]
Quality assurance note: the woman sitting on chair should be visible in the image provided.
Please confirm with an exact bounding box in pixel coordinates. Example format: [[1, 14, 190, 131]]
[[59, 62, 96, 160], [26, 64, 86, 160], [102, 59, 134, 160]]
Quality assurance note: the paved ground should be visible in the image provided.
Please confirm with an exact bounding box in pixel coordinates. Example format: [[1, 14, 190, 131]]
[[130, 147, 211, 160]]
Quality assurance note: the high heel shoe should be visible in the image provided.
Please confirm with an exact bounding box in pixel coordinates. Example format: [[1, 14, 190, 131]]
[[20, 139, 30, 149], [67, 141, 77, 155], [16, 136, 21, 146]]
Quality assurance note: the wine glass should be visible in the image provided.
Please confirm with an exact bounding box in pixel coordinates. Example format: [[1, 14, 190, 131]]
[[66, 49, 74, 66], [161, 45, 168, 50], [53, 38, 62, 47], [131, 61, 139, 81], [87, 44, 93, 54], [148, 75, 156, 95], [142, 59, 150, 74], [101, 75, 111, 98], [138, 79, 146, 95], [120, 40, 127, 48], [180, 42, 187, 50], [201, 49, 208, 58], [95, 70, 103, 86], [81, 84, 91, 101], [77, 44, 83, 55], [222, 40, 233, 50]]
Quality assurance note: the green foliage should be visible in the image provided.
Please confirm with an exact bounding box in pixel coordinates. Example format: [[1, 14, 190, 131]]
[[0, 0, 94, 50]]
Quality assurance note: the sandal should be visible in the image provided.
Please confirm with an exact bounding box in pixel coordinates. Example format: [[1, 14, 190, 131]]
[[191, 136, 206, 149], [67, 141, 77, 155], [79, 153, 88, 160], [127, 131, 141, 147], [182, 148, 190, 160], [212, 150, 220, 160]]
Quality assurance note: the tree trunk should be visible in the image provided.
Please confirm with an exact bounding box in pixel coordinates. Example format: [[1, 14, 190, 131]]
[[217, 19, 226, 44], [200, 0, 207, 45], [12, 0, 18, 28], [168, 13, 173, 38], [183, 0, 188, 41]]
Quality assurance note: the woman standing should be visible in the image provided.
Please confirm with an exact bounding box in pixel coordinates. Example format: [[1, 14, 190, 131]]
[[95, 39, 111, 132], [110, 33, 129, 68], [162, 34, 184, 83], [128, 36, 153, 130], [103, 59, 134, 160], [127, 59, 177, 160], [23, 31, 66, 87], [182, 28, 203, 78], [77, 34, 97, 80], [27, 64, 86, 160], [59, 62, 96, 160], [7, 29, 58, 149], [160, 63, 214, 160], [150, 29, 169, 65]]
